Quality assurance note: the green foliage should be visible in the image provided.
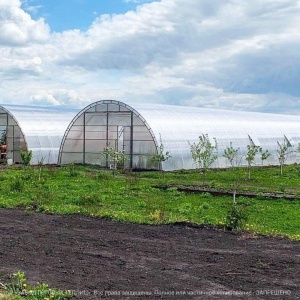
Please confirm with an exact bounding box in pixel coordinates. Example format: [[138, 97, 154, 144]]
[[0, 130, 6, 145], [276, 138, 291, 176], [225, 202, 248, 231], [223, 142, 240, 167], [20, 151, 32, 167], [0, 165, 299, 240], [223, 142, 242, 203], [151, 134, 171, 170], [68, 163, 78, 177], [101, 146, 127, 170], [245, 144, 261, 180], [10, 177, 24, 192], [259, 148, 271, 166], [2, 271, 73, 299], [189, 134, 218, 184]]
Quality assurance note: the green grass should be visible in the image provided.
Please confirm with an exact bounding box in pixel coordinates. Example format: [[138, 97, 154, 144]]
[[0, 271, 72, 300], [0, 164, 299, 240]]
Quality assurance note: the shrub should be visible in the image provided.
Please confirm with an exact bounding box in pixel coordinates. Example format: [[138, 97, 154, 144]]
[[225, 203, 248, 231]]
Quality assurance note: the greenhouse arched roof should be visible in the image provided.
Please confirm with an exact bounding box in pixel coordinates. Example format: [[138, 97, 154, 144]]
[[59, 100, 300, 170], [0, 104, 79, 164]]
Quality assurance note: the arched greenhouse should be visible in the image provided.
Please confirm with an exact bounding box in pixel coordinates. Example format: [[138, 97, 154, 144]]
[[58, 100, 300, 170], [0, 104, 79, 164]]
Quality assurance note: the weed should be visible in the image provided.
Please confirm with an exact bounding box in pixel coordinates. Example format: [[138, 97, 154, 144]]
[[79, 193, 102, 206], [149, 209, 166, 224], [10, 177, 24, 192], [68, 163, 78, 177], [2, 271, 73, 299]]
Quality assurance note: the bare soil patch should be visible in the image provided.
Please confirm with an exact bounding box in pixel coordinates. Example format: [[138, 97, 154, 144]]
[[0, 208, 299, 299]]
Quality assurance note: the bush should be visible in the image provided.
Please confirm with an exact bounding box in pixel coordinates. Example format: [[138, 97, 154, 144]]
[[225, 203, 248, 231]]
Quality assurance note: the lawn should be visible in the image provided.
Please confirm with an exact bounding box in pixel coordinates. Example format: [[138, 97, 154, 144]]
[[0, 163, 299, 240]]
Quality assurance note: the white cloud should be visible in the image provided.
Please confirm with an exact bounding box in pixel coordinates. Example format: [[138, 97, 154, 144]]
[[1, 0, 300, 114], [0, 0, 49, 45], [31, 89, 85, 107]]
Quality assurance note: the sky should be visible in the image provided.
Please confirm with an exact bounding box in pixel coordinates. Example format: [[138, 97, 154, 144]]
[[0, 0, 300, 114]]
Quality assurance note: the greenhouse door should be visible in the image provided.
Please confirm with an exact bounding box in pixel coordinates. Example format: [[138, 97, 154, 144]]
[[105, 112, 133, 169]]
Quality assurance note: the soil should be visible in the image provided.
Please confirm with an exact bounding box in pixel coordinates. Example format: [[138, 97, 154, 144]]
[[153, 185, 300, 200], [0, 208, 299, 300]]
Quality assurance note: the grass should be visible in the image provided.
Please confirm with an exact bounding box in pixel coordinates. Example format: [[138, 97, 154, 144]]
[[0, 271, 72, 300], [0, 164, 299, 240]]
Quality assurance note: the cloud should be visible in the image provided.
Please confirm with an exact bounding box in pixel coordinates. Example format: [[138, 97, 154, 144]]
[[1, 0, 300, 114], [0, 0, 50, 45]]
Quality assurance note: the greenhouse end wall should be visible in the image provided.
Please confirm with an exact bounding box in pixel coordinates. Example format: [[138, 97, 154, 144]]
[[59, 100, 159, 169]]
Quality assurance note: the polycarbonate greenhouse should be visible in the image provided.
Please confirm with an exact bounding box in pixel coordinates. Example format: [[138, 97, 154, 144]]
[[58, 100, 300, 170], [0, 104, 79, 164]]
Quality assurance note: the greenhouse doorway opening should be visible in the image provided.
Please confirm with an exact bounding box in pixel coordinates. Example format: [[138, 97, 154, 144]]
[[96, 112, 134, 169]]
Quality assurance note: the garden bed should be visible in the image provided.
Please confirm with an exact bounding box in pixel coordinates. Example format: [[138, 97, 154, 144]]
[[0, 208, 299, 299], [153, 184, 300, 200]]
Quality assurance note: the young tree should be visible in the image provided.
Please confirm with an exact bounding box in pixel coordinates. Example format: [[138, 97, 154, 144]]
[[151, 134, 171, 171], [245, 144, 260, 180], [277, 138, 291, 176], [20, 150, 33, 167], [101, 146, 127, 177], [223, 142, 241, 203], [259, 147, 271, 166], [223, 142, 239, 169], [37, 156, 45, 181], [189, 134, 218, 185]]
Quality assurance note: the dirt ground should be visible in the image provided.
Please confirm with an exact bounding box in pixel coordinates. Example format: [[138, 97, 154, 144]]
[[0, 208, 299, 300]]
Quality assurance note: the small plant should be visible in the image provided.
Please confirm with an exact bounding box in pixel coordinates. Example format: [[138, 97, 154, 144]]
[[189, 133, 218, 185], [101, 145, 127, 176], [0, 130, 7, 146], [2, 271, 73, 299], [149, 209, 166, 224], [79, 193, 102, 206], [37, 156, 45, 181], [20, 150, 32, 167], [223, 142, 242, 203], [259, 147, 271, 166], [245, 143, 260, 180], [10, 176, 24, 192], [151, 134, 171, 171], [277, 138, 291, 176], [225, 203, 248, 231], [68, 163, 78, 177]]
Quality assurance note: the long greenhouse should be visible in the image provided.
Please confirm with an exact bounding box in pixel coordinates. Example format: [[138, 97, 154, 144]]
[[0, 104, 79, 164], [58, 100, 300, 170]]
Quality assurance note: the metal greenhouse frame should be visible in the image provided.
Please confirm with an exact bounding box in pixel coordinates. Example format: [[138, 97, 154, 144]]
[[0, 104, 79, 164], [58, 100, 300, 170]]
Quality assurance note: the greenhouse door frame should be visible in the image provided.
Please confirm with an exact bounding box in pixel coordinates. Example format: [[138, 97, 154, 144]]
[[82, 111, 134, 169]]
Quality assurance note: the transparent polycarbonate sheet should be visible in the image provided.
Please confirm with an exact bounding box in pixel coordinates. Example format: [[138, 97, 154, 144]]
[[1, 104, 79, 164], [59, 100, 157, 167], [127, 102, 300, 170], [59, 100, 300, 171]]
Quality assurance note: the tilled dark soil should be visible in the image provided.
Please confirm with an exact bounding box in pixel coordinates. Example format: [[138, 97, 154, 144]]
[[0, 208, 299, 299]]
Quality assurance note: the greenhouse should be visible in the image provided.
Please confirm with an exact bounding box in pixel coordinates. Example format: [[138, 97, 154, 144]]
[[0, 104, 79, 164], [58, 100, 300, 170]]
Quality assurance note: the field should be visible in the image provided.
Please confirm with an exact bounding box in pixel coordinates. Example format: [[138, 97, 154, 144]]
[[0, 164, 299, 299]]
